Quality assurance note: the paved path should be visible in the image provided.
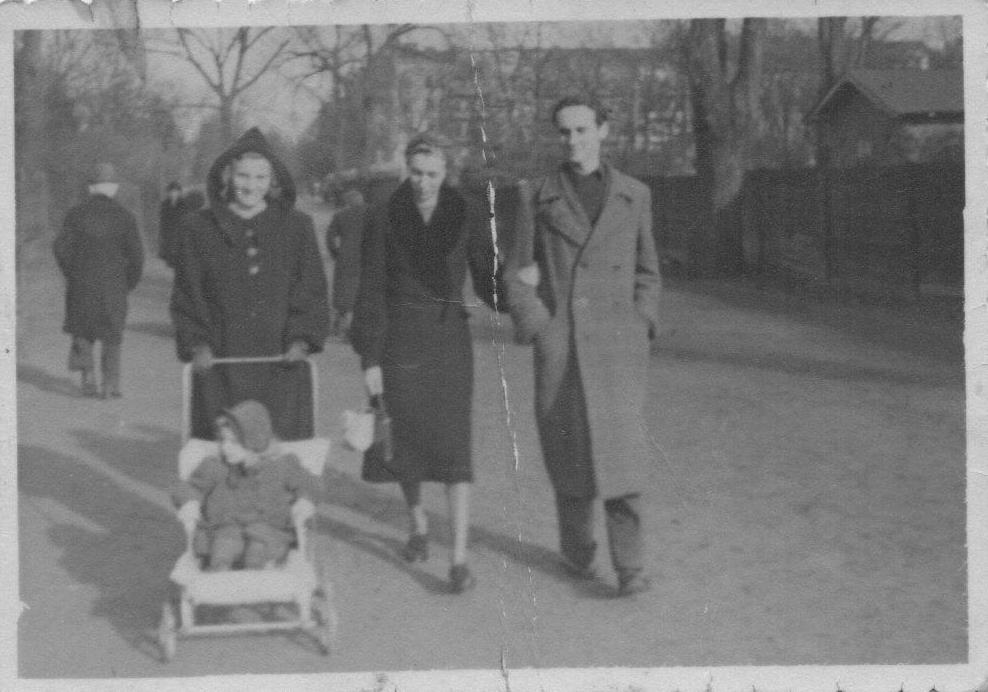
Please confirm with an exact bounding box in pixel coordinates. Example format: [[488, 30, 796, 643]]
[[16, 230, 966, 679]]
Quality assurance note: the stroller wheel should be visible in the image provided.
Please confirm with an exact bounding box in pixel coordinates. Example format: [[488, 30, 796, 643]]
[[158, 602, 178, 662], [312, 593, 338, 655]]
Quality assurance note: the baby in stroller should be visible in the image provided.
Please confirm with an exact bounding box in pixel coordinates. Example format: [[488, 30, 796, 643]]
[[171, 399, 324, 571]]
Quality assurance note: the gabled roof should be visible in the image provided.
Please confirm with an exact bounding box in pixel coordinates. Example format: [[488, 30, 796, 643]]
[[808, 68, 963, 122]]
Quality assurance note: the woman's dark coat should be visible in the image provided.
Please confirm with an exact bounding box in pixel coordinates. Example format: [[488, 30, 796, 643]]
[[350, 181, 500, 484], [170, 128, 330, 440], [158, 197, 187, 268], [53, 193, 144, 342]]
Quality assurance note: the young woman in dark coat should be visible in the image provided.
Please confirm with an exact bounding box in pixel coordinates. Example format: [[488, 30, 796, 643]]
[[350, 134, 502, 593], [170, 128, 330, 440]]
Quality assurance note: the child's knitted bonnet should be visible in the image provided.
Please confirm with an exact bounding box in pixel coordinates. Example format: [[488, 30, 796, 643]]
[[219, 399, 273, 453]]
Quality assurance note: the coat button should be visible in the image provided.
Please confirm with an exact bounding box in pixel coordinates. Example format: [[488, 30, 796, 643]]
[[249, 265, 260, 276]]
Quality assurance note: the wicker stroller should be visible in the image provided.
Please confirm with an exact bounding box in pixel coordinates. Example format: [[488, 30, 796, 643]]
[[157, 357, 337, 661]]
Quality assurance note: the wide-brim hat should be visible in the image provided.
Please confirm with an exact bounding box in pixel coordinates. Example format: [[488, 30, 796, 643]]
[[89, 163, 119, 185]]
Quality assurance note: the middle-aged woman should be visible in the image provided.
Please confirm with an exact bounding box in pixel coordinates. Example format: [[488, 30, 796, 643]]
[[351, 134, 501, 593], [170, 127, 330, 441]]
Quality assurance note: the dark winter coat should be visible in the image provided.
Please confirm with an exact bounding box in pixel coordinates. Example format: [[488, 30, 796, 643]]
[[350, 181, 500, 484], [170, 128, 331, 440], [327, 201, 367, 313], [506, 164, 661, 499], [53, 193, 144, 342], [158, 198, 187, 268]]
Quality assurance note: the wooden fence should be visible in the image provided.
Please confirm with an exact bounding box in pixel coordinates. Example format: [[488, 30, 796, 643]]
[[646, 162, 964, 297]]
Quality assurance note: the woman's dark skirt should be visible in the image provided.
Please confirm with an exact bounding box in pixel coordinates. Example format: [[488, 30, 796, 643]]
[[363, 304, 474, 484]]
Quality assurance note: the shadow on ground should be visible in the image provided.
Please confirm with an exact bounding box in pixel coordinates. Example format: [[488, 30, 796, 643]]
[[17, 363, 82, 399], [18, 444, 183, 666], [319, 468, 615, 599]]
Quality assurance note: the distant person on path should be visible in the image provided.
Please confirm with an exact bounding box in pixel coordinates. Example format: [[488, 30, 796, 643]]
[[350, 133, 501, 593], [158, 181, 185, 269], [182, 188, 206, 216], [53, 162, 144, 399], [170, 127, 330, 440], [506, 96, 662, 597], [326, 188, 368, 339]]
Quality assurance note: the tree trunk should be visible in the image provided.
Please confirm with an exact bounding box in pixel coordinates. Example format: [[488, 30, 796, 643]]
[[685, 18, 766, 276], [15, 32, 52, 271], [361, 47, 402, 173], [816, 17, 847, 283], [219, 99, 235, 143]]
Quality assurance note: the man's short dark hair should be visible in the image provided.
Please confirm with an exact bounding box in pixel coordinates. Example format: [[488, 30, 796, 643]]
[[404, 132, 450, 161], [551, 96, 609, 126]]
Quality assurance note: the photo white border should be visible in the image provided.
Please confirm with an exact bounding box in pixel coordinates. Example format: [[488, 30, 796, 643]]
[[0, 0, 984, 690]]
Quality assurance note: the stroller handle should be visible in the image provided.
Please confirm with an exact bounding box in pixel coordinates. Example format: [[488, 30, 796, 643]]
[[180, 357, 318, 443]]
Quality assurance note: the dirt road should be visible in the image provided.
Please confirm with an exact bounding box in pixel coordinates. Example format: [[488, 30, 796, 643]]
[[16, 208, 966, 680]]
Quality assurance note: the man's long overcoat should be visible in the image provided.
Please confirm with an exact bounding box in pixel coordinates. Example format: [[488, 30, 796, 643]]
[[507, 165, 661, 499], [53, 193, 144, 342]]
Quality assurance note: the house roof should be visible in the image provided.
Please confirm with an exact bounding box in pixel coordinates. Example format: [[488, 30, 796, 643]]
[[808, 68, 963, 122]]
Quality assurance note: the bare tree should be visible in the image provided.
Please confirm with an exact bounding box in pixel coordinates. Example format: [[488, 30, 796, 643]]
[[152, 27, 291, 141], [684, 18, 768, 275], [289, 24, 446, 174]]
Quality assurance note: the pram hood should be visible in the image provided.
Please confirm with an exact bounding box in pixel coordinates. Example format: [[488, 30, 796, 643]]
[[219, 400, 274, 453]]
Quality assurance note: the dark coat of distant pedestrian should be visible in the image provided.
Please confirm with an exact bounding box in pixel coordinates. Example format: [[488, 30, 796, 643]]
[[326, 189, 367, 317], [158, 182, 186, 268], [53, 185, 144, 343]]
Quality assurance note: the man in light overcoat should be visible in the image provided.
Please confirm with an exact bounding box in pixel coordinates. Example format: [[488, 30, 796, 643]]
[[506, 95, 661, 597]]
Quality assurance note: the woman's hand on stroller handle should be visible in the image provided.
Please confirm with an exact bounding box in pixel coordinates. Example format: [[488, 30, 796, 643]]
[[177, 500, 201, 531], [192, 345, 214, 372], [284, 340, 310, 363], [364, 366, 383, 396]]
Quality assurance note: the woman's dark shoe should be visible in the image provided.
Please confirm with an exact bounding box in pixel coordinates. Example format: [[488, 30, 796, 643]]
[[400, 533, 429, 562], [449, 564, 476, 594]]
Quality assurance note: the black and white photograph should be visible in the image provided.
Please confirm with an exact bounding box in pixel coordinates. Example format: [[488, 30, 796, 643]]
[[2, 0, 986, 689]]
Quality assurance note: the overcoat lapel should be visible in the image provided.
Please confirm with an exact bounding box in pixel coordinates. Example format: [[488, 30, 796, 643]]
[[583, 167, 638, 258], [537, 170, 593, 247]]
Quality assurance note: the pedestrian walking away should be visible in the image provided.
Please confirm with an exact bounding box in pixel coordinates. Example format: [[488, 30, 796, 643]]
[[326, 188, 368, 340], [350, 133, 503, 594], [158, 181, 186, 269], [170, 127, 331, 440], [506, 95, 662, 597], [53, 162, 144, 399]]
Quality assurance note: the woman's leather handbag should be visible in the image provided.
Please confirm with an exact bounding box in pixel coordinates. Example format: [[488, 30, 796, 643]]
[[347, 395, 396, 482]]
